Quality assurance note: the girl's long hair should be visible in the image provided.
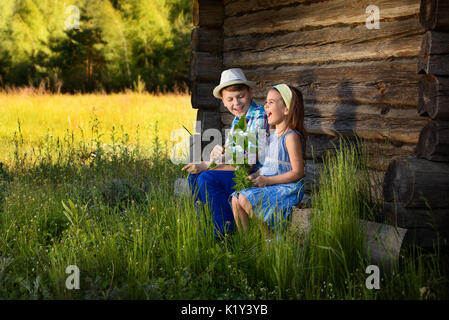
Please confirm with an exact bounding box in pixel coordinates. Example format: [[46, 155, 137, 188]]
[[274, 85, 308, 155]]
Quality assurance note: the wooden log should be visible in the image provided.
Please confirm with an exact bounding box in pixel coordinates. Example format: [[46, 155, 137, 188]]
[[191, 28, 223, 53], [193, 0, 224, 28], [246, 59, 422, 107], [416, 120, 449, 161], [304, 102, 428, 145], [189, 51, 222, 82], [402, 227, 449, 249], [224, 17, 423, 53], [191, 82, 220, 110], [223, 0, 420, 36], [224, 32, 423, 68], [383, 157, 449, 208], [418, 75, 449, 119], [417, 31, 449, 75], [383, 201, 449, 229], [225, 0, 323, 17], [290, 208, 408, 272], [419, 0, 449, 31]]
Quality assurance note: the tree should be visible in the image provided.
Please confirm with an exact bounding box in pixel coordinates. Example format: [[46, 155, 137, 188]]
[[48, 9, 106, 92]]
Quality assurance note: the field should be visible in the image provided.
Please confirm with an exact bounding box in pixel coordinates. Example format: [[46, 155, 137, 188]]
[[0, 92, 448, 300]]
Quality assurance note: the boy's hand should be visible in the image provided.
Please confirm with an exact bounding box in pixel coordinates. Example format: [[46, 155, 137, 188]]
[[210, 145, 224, 163], [181, 162, 209, 174]]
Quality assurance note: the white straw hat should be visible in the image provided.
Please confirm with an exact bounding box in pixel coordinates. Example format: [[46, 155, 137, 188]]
[[213, 68, 255, 99]]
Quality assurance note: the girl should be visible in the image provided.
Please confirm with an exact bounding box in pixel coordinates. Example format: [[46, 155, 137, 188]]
[[231, 84, 307, 233]]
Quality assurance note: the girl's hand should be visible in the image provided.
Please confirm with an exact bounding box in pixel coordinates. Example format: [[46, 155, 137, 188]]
[[250, 175, 270, 187], [247, 169, 261, 180]]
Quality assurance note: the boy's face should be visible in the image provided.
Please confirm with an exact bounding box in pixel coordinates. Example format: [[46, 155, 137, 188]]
[[221, 87, 252, 118]]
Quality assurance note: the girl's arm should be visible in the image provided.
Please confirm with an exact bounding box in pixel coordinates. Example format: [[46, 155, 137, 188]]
[[251, 132, 304, 187]]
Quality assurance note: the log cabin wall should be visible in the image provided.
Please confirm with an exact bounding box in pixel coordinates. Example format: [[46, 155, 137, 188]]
[[190, 0, 449, 247], [382, 0, 449, 248]]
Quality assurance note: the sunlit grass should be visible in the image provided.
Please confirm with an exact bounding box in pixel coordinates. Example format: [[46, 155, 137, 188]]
[[0, 92, 197, 163]]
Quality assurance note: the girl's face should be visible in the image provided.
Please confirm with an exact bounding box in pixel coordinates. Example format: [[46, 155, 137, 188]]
[[265, 89, 288, 126], [221, 88, 252, 118]]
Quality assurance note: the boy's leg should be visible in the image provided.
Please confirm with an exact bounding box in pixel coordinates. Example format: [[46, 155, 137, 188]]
[[197, 170, 236, 235], [187, 173, 201, 201]]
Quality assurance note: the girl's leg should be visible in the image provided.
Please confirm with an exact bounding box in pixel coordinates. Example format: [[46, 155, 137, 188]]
[[236, 195, 253, 232], [238, 195, 272, 238], [232, 196, 246, 231]]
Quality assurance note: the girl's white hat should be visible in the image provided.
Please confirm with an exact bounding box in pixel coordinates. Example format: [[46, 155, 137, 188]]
[[213, 68, 255, 99]]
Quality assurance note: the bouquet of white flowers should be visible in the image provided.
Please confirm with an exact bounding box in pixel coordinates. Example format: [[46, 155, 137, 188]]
[[209, 116, 258, 192]]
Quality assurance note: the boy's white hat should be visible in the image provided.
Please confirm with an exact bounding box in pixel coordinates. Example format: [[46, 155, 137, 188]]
[[213, 68, 255, 99]]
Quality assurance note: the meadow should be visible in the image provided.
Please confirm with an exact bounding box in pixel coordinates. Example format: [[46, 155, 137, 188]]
[[0, 92, 448, 299]]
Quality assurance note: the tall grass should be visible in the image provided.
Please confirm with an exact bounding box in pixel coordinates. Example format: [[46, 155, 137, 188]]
[[0, 112, 447, 299]]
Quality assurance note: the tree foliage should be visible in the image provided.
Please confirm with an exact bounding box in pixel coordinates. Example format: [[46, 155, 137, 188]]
[[0, 0, 193, 93]]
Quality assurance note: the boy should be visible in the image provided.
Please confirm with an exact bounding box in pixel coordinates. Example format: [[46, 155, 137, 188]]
[[182, 68, 268, 235]]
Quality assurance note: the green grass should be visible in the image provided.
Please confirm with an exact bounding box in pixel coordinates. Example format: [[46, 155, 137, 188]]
[[0, 117, 448, 299]]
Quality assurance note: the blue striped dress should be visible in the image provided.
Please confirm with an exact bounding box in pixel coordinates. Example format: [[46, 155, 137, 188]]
[[230, 129, 305, 229]]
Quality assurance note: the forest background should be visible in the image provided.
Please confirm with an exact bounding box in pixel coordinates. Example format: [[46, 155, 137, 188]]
[[0, 0, 192, 93]]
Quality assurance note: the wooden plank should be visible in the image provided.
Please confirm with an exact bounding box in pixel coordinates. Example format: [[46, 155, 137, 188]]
[[191, 28, 223, 53], [417, 31, 449, 75], [416, 120, 449, 161], [189, 51, 222, 82], [191, 82, 220, 110], [418, 75, 449, 119], [224, 32, 423, 67], [223, 0, 420, 37], [383, 157, 449, 208], [193, 0, 224, 28], [246, 60, 422, 107], [419, 0, 449, 31]]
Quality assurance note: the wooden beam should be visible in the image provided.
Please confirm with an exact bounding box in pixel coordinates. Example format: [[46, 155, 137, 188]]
[[193, 0, 224, 28], [383, 157, 449, 208], [418, 74, 449, 119], [416, 120, 449, 161], [417, 31, 449, 75], [419, 0, 449, 31]]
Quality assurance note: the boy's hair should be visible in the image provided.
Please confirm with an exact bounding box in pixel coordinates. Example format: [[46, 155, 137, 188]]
[[274, 85, 308, 154], [221, 84, 250, 96]]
